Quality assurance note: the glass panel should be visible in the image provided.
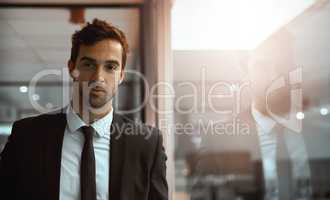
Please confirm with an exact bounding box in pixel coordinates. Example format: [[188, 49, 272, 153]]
[[173, 1, 330, 199]]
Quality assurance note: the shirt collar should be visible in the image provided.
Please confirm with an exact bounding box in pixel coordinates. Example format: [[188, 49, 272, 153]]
[[66, 105, 114, 138], [251, 103, 276, 133]]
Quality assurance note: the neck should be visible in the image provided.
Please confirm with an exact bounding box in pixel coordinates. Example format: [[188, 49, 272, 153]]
[[71, 98, 113, 125]]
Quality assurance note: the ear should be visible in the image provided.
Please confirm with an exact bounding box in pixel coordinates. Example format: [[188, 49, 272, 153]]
[[68, 60, 76, 79], [119, 69, 125, 84]]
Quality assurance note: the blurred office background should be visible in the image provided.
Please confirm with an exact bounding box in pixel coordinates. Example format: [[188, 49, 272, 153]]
[[0, 0, 329, 200], [172, 0, 330, 199]]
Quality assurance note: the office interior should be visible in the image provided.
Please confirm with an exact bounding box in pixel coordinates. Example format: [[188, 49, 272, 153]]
[[0, 0, 329, 199]]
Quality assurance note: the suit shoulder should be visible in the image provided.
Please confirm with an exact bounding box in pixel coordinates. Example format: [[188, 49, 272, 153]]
[[14, 108, 65, 128], [117, 114, 160, 132], [116, 114, 161, 145], [11, 109, 66, 143], [9, 115, 43, 143], [116, 115, 164, 164]]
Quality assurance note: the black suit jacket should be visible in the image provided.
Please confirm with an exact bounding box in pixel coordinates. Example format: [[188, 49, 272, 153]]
[[0, 110, 168, 200]]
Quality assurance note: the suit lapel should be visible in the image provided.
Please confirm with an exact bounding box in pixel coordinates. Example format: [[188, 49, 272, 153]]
[[109, 113, 126, 199], [41, 111, 67, 200]]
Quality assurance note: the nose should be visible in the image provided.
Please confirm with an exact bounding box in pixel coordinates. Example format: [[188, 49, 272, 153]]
[[91, 65, 105, 83]]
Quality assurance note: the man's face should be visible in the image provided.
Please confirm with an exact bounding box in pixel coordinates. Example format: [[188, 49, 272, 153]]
[[68, 39, 124, 109]]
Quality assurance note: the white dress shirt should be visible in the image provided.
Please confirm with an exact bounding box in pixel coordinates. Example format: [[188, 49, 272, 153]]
[[251, 105, 278, 183], [59, 106, 113, 200]]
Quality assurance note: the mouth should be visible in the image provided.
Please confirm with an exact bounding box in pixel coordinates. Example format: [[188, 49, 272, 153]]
[[90, 86, 106, 95]]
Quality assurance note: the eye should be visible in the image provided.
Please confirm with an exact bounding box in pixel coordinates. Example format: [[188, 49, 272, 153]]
[[105, 64, 118, 71], [84, 63, 92, 67], [80, 62, 95, 69]]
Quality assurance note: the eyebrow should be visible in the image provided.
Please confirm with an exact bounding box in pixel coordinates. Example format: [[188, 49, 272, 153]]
[[79, 56, 97, 63], [79, 56, 120, 66], [104, 60, 120, 66]]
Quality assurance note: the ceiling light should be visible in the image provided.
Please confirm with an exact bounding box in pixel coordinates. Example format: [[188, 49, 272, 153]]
[[32, 94, 40, 101], [19, 86, 28, 93], [320, 108, 328, 116], [296, 112, 304, 120]]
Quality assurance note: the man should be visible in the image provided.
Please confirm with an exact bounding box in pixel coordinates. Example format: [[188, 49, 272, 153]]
[[0, 19, 168, 200], [194, 28, 312, 200], [246, 29, 312, 200]]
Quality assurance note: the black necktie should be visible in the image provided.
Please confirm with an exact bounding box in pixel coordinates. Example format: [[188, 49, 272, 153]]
[[80, 126, 97, 200]]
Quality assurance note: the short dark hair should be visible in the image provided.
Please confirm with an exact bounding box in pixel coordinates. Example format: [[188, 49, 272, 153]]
[[70, 18, 129, 70]]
